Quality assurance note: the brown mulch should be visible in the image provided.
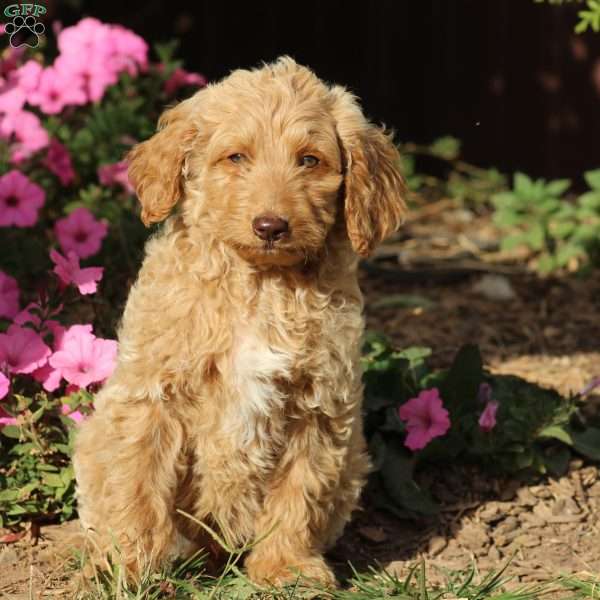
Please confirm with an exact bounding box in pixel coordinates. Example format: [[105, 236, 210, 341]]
[[335, 201, 600, 589], [1, 202, 599, 597]]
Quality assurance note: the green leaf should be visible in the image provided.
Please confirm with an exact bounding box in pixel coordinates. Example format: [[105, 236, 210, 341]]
[[392, 346, 432, 368], [429, 136, 461, 160], [440, 344, 483, 416], [380, 439, 439, 515], [493, 210, 522, 228], [514, 172, 534, 196], [371, 294, 436, 310], [0, 489, 19, 502], [501, 233, 527, 251], [42, 473, 65, 488], [526, 223, 545, 250], [545, 179, 571, 196], [543, 446, 571, 477], [538, 425, 573, 445], [1, 426, 21, 439], [556, 244, 585, 267], [571, 427, 600, 460], [584, 169, 600, 190], [551, 220, 576, 239], [578, 191, 600, 210], [537, 254, 557, 273]]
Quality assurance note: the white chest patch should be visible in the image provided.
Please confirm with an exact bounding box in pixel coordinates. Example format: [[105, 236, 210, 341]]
[[225, 331, 293, 446]]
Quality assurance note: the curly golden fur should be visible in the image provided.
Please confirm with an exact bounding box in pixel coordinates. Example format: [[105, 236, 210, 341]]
[[73, 56, 406, 586]]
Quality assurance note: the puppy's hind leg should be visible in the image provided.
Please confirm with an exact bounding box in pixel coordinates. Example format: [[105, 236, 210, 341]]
[[74, 390, 186, 580]]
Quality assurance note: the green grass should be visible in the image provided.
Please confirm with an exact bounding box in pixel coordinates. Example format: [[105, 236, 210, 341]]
[[54, 513, 594, 599], [66, 550, 587, 600]]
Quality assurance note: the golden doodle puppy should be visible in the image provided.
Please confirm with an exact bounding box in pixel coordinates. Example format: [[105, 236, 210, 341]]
[[74, 56, 406, 586]]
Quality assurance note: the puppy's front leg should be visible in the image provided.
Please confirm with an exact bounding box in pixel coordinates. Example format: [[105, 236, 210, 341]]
[[244, 418, 347, 587], [74, 393, 185, 579]]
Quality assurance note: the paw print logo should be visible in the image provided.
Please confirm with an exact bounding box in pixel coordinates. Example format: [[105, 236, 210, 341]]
[[5, 15, 45, 48]]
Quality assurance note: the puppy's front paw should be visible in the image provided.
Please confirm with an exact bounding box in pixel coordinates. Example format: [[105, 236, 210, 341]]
[[246, 553, 337, 587]]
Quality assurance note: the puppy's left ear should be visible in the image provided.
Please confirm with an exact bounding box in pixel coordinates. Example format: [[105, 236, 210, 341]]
[[330, 86, 407, 257]]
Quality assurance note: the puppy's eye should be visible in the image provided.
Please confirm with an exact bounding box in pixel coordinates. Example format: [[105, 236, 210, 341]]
[[300, 155, 319, 168], [228, 153, 245, 163]]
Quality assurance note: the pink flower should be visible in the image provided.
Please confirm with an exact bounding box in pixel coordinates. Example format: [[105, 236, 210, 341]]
[[54, 52, 117, 104], [49, 324, 117, 388], [164, 67, 206, 96], [108, 24, 148, 75], [398, 388, 451, 451], [98, 160, 134, 194], [56, 19, 148, 103], [0, 60, 41, 115], [54, 207, 108, 259], [0, 406, 16, 427], [61, 403, 86, 423], [50, 249, 103, 295], [0, 324, 51, 374], [0, 109, 49, 162], [16, 60, 43, 93], [0, 372, 8, 400], [0, 170, 45, 227], [0, 74, 26, 114], [31, 321, 65, 392], [28, 65, 87, 114], [43, 139, 75, 185], [479, 400, 499, 433], [0, 270, 19, 319]]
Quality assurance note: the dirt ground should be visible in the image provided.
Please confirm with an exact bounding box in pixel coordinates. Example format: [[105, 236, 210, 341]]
[[1, 202, 599, 598]]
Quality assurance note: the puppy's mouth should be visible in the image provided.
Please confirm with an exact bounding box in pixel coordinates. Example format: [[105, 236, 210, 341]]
[[233, 241, 308, 267]]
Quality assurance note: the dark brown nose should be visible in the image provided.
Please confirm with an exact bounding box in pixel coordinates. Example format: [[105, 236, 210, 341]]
[[252, 215, 289, 242]]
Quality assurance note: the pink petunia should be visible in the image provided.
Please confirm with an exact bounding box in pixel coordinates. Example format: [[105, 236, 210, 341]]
[[50, 249, 103, 295], [164, 67, 206, 96], [55, 19, 148, 104], [43, 139, 75, 186], [61, 403, 86, 423], [0, 74, 26, 114], [0, 270, 19, 319], [97, 160, 134, 194], [398, 388, 451, 451], [0, 372, 8, 400], [0, 170, 45, 227], [28, 65, 87, 114], [31, 321, 65, 392], [16, 60, 43, 93], [479, 400, 499, 433], [0, 324, 51, 374], [54, 207, 108, 259], [0, 109, 49, 163], [49, 324, 117, 388]]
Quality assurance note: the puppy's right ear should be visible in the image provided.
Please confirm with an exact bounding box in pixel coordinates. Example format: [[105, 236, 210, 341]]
[[127, 97, 200, 226]]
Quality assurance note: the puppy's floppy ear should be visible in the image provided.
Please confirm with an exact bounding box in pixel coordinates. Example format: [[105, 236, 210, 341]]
[[127, 97, 200, 226], [330, 86, 407, 257]]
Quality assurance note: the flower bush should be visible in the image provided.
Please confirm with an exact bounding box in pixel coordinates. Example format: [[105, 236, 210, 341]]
[[0, 18, 206, 526], [362, 334, 600, 516]]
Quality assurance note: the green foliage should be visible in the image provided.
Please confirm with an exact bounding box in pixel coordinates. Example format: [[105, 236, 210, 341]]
[[491, 171, 600, 273], [534, 0, 600, 33], [399, 137, 508, 205], [362, 335, 600, 516], [0, 391, 92, 527]]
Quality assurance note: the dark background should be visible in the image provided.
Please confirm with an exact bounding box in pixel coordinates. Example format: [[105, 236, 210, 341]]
[[48, 0, 600, 181]]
